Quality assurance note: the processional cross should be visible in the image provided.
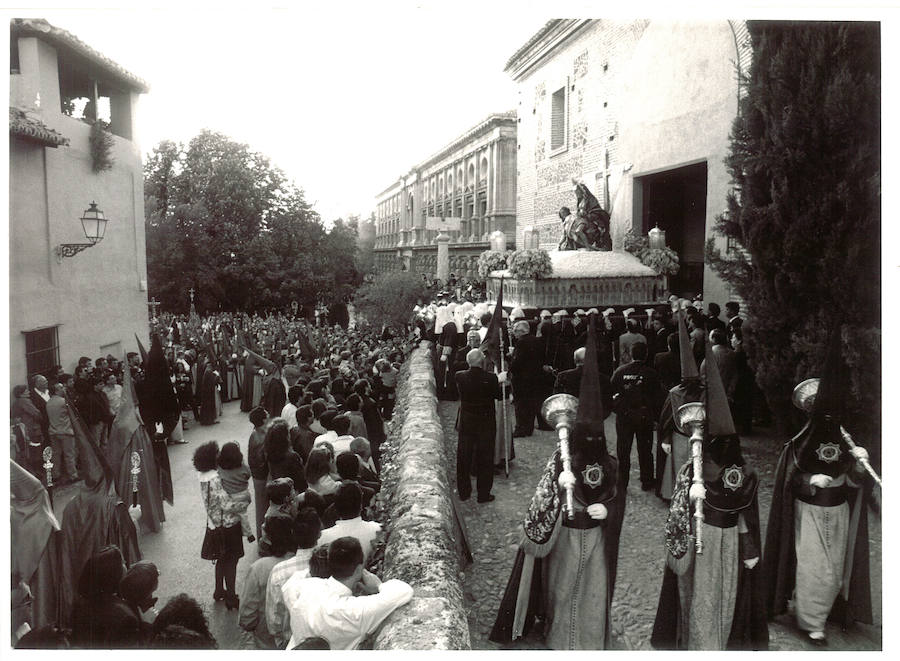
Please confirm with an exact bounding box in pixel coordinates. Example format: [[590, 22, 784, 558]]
[[148, 297, 161, 320]]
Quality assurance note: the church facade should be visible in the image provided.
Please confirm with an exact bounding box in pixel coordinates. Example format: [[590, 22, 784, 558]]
[[373, 112, 517, 281], [9, 18, 150, 383], [506, 19, 752, 304]]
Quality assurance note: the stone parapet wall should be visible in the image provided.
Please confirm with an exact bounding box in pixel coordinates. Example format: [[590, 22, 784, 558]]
[[373, 342, 470, 650]]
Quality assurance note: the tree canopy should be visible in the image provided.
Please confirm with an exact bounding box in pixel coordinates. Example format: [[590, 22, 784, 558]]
[[144, 131, 362, 314], [707, 21, 880, 450]]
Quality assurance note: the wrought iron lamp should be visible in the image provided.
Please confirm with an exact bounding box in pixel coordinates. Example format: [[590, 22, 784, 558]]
[[55, 201, 109, 262]]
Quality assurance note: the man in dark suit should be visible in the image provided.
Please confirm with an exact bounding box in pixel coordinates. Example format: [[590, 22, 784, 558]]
[[725, 301, 743, 344], [29, 374, 51, 454], [455, 349, 506, 503], [509, 321, 546, 438], [705, 302, 727, 334], [553, 347, 614, 416], [653, 332, 681, 392]]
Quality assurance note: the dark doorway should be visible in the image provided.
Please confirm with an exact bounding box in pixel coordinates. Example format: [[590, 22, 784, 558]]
[[638, 161, 707, 298]]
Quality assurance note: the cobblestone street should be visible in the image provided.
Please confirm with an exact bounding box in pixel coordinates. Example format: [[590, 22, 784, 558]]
[[439, 401, 882, 651]]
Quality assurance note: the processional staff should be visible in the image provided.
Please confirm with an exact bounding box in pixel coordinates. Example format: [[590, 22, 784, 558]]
[[792, 378, 882, 487], [131, 451, 142, 507], [42, 446, 54, 507]]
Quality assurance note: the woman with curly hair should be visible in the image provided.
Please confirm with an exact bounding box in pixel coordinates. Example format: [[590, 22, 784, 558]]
[[151, 593, 217, 648], [192, 441, 242, 609], [266, 417, 307, 492]]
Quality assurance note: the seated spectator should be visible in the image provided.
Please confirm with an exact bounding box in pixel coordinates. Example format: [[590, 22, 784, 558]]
[[314, 410, 339, 446], [317, 484, 382, 562], [151, 594, 217, 649], [287, 537, 413, 650], [290, 405, 317, 462], [266, 507, 323, 648], [306, 447, 341, 498], [336, 451, 377, 507], [350, 437, 379, 482], [15, 626, 71, 649], [119, 560, 161, 641], [309, 399, 328, 435], [294, 636, 330, 650], [343, 394, 368, 438], [71, 545, 142, 648], [328, 415, 355, 455], [239, 513, 296, 649], [266, 418, 307, 492]]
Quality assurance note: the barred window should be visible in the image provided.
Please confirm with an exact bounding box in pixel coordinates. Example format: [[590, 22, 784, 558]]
[[24, 326, 60, 379]]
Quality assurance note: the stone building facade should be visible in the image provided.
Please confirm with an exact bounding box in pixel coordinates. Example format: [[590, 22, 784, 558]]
[[9, 18, 150, 384], [373, 112, 517, 281], [506, 19, 752, 303]]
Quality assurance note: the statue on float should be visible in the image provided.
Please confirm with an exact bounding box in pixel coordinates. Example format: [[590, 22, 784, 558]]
[[558, 180, 612, 252]]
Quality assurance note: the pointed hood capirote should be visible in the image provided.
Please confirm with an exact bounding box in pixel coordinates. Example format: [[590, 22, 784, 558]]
[[792, 328, 853, 478], [677, 307, 699, 381], [572, 312, 609, 456]]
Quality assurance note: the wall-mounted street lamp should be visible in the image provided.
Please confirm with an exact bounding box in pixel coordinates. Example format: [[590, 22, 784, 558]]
[[55, 201, 109, 263]]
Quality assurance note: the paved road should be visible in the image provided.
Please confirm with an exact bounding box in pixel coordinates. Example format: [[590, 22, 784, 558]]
[[137, 402, 258, 649], [439, 401, 882, 651]]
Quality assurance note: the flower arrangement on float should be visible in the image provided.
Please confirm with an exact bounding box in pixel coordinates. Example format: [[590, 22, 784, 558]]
[[623, 230, 680, 276], [507, 248, 553, 279], [476, 250, 512, 280]]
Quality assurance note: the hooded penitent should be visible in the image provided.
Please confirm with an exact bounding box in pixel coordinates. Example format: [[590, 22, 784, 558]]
[[655, 309, 705, 498], [650, 335, 767, 651], [107, 363, 166, 533], [761, 328, 872, 629], [489, 313, 623, 649], [139, 332, 178, 504]]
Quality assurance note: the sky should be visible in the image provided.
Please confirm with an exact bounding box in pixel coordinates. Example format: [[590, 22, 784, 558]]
[[9, 1, 899, 225], [25, 3, 548, 224]]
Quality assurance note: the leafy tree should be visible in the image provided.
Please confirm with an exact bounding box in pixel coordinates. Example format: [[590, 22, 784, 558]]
[[707, 21, 880, 453], [144, 131, 360, 315], [354, 271, 428, 329]]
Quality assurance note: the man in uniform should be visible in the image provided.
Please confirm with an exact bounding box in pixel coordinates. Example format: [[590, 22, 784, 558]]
[[455, 349, 507, 503], [611, 342, 664, 491]]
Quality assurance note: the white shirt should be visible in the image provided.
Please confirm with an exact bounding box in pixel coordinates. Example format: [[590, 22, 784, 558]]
[[317, 516, 382, 563], [323, 434, 354, 456], [286, 576, 413, 650], [34, 388, 50, 403], [281, 402, 298, 429], [313, 430, 338, 446], [477, 327, 488, 342]]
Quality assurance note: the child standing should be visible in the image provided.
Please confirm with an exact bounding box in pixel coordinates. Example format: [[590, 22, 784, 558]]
[[217, 441, 255, 543]]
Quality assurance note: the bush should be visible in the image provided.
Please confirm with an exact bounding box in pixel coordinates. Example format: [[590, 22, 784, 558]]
[[354, 271, 429, 330]]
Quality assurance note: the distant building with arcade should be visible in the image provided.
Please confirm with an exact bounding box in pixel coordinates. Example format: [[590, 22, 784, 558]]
[[373, 112, 517, 281]]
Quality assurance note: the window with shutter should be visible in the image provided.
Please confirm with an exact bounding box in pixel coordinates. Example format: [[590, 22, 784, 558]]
[[24, 326, 60, 379], [550, 85, 567, 152]]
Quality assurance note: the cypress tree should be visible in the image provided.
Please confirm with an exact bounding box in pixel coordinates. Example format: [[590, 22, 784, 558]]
[[707, 20, 880, 455]]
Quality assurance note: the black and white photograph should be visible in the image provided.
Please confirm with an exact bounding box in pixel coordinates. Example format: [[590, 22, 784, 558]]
[[5, 0, 890, 652]]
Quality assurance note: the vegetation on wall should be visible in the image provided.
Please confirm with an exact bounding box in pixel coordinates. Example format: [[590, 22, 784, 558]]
[[89, 120, 115, 172]]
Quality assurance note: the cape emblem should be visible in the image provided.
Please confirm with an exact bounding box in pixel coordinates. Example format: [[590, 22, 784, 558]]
[[722, 465, 744, 491], [815, 442, 841, 463], [582, 463, 604, 488]]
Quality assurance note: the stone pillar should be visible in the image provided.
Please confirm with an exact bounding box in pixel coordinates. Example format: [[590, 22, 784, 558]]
[[436, 232, 450, 283], [490, 230, 507, 252]]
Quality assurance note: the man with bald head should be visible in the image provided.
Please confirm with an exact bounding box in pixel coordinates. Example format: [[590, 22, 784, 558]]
[[454, 349, 506, 502], [554, 347, 614, 413], [509, 320, 546, 438]]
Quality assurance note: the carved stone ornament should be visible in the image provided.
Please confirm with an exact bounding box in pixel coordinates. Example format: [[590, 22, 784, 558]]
[[722, 464, 745, 491], [582, 462, 604, 488]]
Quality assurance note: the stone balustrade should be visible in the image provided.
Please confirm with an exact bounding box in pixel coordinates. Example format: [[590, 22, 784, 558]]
[[373, 342, 471, 650]]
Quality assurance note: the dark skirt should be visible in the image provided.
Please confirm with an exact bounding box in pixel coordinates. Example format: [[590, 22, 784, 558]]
[[200, 523, 244, 561]]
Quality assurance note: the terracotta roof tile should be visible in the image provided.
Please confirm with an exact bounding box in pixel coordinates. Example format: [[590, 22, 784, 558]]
[[9, 107, 70, 147], [11, 18, 149, 93]]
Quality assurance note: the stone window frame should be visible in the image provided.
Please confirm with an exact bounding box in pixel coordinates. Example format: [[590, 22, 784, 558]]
[[549, 75, 570, 157]]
